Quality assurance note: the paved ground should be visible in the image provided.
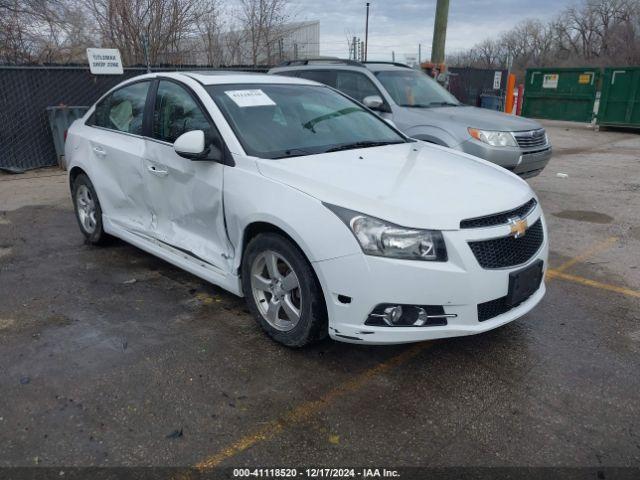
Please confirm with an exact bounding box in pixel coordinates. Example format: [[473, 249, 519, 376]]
[[0, 120, 639, 470]]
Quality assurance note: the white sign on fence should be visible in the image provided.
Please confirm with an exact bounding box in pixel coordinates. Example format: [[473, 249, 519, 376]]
[[86, 48, 123, 75], [493, 71, 502, 90]]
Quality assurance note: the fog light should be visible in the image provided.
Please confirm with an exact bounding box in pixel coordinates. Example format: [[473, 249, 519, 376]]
[[414, 307, 428, 326], [382, 305, 403, 325], [365, 303, 456, 327]]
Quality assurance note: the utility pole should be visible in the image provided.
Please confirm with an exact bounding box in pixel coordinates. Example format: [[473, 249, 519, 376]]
[[364, 2, 370, 61], [430, 0, 449, 64], [293, 43, 298, 60], [418, 43, 422, 65], [352, 36, 357, 60], [392, 51, 395, 62]]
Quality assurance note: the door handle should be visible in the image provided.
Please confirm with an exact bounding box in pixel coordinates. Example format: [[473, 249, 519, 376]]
[[93, 146, 106, 157], [147, 164, 168, 177]]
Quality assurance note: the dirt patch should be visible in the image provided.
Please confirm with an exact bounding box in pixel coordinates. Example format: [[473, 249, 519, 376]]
[[45, 314, 74, 327], [0, 318, 16, 330], [630, 226, 640, 241], [0, 247, 13, 259], [552, 210, 613, 224]]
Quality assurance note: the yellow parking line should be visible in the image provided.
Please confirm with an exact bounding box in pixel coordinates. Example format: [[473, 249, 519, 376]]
[[194, 343, 428, 470], [552, 236, 618, 274], [547, 270, 640, 299]]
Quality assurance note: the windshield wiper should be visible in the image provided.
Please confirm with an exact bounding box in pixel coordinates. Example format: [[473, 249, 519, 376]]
[[427, 101, 460, 107], [324, 140, 403, 153], [399, 102, 459, 108], [303, 107, 361, 132], [272, 148, 318, 159]]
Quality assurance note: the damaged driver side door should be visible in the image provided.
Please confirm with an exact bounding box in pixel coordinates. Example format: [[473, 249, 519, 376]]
[[143, 79, 231, 273]]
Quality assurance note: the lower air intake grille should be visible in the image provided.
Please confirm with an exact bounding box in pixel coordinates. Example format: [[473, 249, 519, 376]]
[[477, 287, 538, 322], [468, 219, 544, 269], [477, 296, 512, 322]]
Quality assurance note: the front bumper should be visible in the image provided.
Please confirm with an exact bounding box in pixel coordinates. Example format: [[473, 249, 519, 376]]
[[459, 140, 552, 179], [313, 206, 548, 344]]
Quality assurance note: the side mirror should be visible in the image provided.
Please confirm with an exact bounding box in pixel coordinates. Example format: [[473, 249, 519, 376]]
[[174, 130, 208, 160], [363, 95, 384, 111], [173, 130, 225, 162]]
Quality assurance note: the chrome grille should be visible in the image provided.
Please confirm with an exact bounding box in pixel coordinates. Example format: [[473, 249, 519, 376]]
[[514, 129, 547, 150], [460, 198, 537, 229]]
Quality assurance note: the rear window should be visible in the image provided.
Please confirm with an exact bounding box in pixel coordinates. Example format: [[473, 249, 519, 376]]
[[294, 70, 337, 87], [90, 81, 150, 135]]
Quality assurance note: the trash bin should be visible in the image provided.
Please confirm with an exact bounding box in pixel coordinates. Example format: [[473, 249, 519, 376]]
[[46, 106, 89, 169], [598, 67, 640, 129], [479, 94, 503, 111]]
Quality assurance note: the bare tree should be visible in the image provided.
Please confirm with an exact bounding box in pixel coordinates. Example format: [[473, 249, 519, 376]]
[[449, 0, 640, 80], [195, 0, 224, 66], [238, 0, 289, 66], [0, 0, 92, 63], [85, 0, 218, 66]]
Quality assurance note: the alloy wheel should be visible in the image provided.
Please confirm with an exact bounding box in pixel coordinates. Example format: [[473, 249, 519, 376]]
[[76, 184, 97, 234], [250, 250, 302, 332]]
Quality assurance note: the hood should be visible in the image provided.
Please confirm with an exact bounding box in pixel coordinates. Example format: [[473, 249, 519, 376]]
[[401, 105, 542, 132], [256, 142, 534, 230]]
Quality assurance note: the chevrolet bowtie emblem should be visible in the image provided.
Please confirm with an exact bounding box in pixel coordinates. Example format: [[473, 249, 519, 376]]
[[508, 217, 528, 238]]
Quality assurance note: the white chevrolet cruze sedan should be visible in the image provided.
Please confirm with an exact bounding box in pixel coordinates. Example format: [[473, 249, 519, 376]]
[[65, 72, 548, 347]]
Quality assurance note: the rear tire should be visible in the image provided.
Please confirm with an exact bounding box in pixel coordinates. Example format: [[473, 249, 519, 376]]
[[241, 233, 328, 347], [72, 173, 110, 245]]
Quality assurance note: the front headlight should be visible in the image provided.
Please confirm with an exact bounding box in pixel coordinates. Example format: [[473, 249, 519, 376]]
[[468, 128, 517, 147], [324, 204, 447, 261]]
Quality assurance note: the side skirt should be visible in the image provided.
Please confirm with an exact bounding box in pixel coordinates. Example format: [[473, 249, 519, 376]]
[[103, 218, 244, 297]]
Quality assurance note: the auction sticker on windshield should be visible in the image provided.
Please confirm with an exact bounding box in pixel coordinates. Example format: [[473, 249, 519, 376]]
[[225, 89, 276, 107]]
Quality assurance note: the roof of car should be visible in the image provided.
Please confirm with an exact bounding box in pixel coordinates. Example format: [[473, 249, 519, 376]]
[[173, 71, 317, 86], [269, 59, 413, 74], [363, 62, 413, 72]]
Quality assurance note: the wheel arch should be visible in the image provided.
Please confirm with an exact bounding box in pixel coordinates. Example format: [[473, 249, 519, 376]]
[[238, 221, 328, 309], [69, 166, 87, 190]]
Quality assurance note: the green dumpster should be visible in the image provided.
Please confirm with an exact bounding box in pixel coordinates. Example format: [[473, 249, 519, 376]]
[[46, 106, 89, 169], [597, 67, 640, 129], [522, 67, 600, 122]]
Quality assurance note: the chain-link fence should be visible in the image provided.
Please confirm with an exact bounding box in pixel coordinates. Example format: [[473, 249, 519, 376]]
[[0, 65, 269, 172]]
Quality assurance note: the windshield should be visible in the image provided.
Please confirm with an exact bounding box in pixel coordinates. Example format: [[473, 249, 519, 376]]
[[207, 84, 405, 159], [375, 70, 460, 108]]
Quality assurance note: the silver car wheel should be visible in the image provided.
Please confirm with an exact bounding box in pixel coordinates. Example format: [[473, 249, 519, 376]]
[[250, 250, 302, 332], [76, 184, 97, 234]]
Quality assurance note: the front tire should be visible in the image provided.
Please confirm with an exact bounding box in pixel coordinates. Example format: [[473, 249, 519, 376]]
[[72, 173, 109, 245], [241, 233, 328, 347]]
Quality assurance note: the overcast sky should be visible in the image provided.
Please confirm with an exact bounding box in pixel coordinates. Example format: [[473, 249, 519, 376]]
[[288, 0, 574, 62]]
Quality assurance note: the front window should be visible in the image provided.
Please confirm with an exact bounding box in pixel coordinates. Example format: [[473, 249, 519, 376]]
[[207, 84, 405, 159], [375, 70, 460, 108], [152, 80, 224, 155]]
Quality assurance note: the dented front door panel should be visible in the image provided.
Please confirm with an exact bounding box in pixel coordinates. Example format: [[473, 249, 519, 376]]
[[143, 140, 231, 272]]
